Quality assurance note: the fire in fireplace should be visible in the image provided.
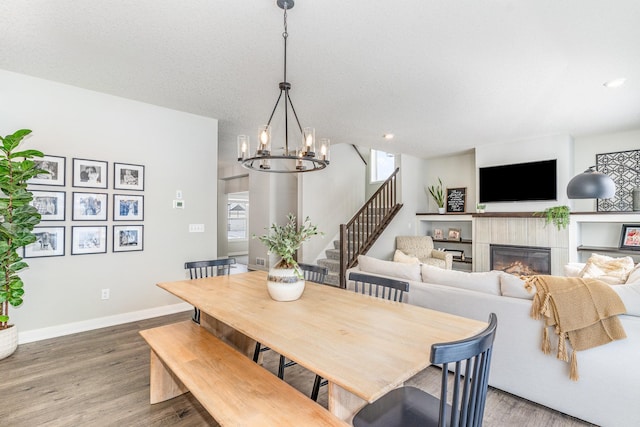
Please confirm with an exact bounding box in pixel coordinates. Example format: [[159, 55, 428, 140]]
[[490, 244, 551, 276]]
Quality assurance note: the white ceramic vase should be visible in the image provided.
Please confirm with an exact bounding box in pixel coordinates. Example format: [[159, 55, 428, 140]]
[[438, 207, 446, 214], [267, 267, 305, 302], [0, 325, 18, 360]]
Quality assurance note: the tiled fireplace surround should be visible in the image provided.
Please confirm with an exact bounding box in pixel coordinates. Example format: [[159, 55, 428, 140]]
[[474, 215, 569, 276]]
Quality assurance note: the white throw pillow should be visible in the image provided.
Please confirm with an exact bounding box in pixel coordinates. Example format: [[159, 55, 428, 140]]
[[564, 262, 585, 277], [625, 263, 640, 284], [420, 264, 501, 295], [579, 253, 635, 285], [357, 254, 422, 282], [499, 273, 534, 299], [612, 282, 640, 316], [393, 249, 421, 265]]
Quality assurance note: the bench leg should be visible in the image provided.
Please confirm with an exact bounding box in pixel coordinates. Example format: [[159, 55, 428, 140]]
[[149, 349, 189, 404]]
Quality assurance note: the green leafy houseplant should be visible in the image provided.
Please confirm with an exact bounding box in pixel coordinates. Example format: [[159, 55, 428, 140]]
[[535, 205, 570, 230], [0, 129, 46, 329], [256, 213, 322, 276], [427, 178, 445, 208]]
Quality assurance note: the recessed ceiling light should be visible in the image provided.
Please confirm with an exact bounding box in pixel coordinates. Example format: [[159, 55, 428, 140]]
[[383, 133, 394, 140], [603, 78, 626, 88]]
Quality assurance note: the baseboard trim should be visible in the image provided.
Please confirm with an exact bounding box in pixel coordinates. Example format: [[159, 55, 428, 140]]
[[18, 302, 193, 344]]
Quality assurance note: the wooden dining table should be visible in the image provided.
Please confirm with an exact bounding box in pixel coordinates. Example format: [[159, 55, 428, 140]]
[[157, 270, 487, 422]]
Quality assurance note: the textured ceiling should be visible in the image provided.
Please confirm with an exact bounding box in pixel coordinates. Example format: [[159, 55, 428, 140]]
[[1, 0, 639, 169]]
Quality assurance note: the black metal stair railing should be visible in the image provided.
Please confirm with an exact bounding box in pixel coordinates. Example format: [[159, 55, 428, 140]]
[[339, 168, 402, 288]]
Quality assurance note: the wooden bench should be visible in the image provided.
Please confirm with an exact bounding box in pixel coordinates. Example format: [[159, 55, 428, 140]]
[[139, 320, 349, 427]]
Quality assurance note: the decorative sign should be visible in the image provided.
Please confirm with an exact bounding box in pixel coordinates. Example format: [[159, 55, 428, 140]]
[[446, 187, 466, 213]]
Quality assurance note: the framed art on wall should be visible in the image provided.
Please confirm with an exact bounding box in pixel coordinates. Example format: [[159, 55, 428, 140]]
[[30, 191, 66, 221], [113, 225, 144, 252], [24, 227, 65, 258], [72, 158, 108, 189], [72, 192, 108, 221], [619, 224, 640, 250], [28, 155, 66, 186], [114, 162, 144, 191], [71, 226, 107, 255], [113, 194, 144, 221]]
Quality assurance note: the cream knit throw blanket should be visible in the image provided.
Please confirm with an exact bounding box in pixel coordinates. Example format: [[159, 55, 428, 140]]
[[525, 275, 627, 381]]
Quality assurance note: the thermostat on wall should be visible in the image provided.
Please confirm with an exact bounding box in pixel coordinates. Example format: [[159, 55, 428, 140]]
[[173, 200, 185, 209]]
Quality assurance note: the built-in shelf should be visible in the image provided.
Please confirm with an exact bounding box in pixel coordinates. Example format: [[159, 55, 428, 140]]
[[452, 256, 473, 264], [577, 245, 640, 256], [433, 238, 472, 244]]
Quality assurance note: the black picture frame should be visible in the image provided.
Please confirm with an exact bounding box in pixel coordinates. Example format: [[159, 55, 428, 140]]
[[28, 155, 66, 186], [72, 158, 108, 189], [71, 226, 108, 255], [72, 192, 108, 221], [24, 226, 65, 258], [30, 191, 66, 221], [619, 224, 640, 251], [446, 187, 466, 213], [113, 225, 144, 252], [113, 194, 144, 221], [113, 162, 145, 191]]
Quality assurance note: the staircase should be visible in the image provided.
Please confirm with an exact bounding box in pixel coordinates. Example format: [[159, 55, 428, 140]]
[[315, 168, 403, 287]]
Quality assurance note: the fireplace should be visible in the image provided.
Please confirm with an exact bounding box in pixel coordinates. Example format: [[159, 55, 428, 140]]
[[490, 244, 551, 276]]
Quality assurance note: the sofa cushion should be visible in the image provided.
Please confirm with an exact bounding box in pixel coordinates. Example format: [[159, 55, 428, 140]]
[[564, 262, 585, 277], [612, 282, 640, 316], [499, 273, 534, 299], [579, 253, 635, 285], [393, 249, 421, 265], [357, 254, 422, 282], [626, 263, 640, 284], [420, 264, 501, 295]]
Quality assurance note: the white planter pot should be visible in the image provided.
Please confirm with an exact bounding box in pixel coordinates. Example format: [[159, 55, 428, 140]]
[[438, 207, 446, 214], [0, 325, 18, 360], [267, 268, 305, 302]]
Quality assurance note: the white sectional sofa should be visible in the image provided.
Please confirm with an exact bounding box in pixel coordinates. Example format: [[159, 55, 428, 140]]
[[347, 255, 640, 427]]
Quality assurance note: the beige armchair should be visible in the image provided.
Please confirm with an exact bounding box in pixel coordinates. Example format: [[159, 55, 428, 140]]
[[396, 236, 453, 270]]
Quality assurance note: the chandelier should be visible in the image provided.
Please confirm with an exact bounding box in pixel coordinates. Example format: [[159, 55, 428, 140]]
[[237, 0, 330, 173]]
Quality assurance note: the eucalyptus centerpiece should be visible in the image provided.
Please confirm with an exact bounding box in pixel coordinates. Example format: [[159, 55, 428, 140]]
[[256, 213, 322, 301], [0, 129, 47, 359]]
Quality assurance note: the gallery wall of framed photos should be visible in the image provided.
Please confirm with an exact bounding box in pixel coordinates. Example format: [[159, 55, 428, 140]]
[[26, 156, 145, 258]]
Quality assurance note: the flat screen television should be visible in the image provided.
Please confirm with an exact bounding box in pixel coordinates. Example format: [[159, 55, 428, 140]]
[[479, 159, 557, 203]]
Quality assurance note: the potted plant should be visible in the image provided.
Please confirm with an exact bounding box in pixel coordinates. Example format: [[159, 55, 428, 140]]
[[476, 203, 486, 213], [256, 213, 322, 301], [535, 205, 570, 230], [0, 129, 46, 359], [427, 178, 446, 214]]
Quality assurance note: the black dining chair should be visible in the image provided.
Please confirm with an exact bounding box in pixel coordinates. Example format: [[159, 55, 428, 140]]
[[308, 271, 411, 401], [184, 258, 236, 323], [253, 263, 329, 383], [352, 313, 498, 427]]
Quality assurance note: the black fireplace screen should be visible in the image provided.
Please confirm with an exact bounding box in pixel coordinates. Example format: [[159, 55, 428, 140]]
[[490, 244, 551, 276]]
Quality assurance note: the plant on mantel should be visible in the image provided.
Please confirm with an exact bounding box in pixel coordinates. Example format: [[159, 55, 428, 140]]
[[0, 130, 46, 337], [535, 205, 570, 230], [427, 178, 446, 211]]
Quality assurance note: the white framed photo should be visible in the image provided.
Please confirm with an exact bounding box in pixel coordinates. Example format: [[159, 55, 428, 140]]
[[24, 227, 65, 258], [30, 191, 66, 221], [28, 155, 66, 186], [72, 192, 108, 221], [113, 194, 144, 221], [114, 162, 144, 191], [72, 158, 108, 189], [71, 226, 107, 255], [113, 225, 144, 252]]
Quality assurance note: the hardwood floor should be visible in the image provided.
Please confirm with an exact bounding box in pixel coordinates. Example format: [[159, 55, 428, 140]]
[[1, 312, 594, 426]]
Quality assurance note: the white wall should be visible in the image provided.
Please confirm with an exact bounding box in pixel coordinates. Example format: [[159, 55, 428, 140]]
[[0, 70, 218, 341], [425, 152, 476, 212], [299, 143, 366, 263], [475, 135, 573, 212], [572, 129, 640, 212]]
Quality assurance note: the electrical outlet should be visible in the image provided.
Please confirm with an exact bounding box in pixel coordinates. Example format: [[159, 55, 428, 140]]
[[189, 224, 205, 232], [256, 257, 266, 266], [101, 289, 110, 300]]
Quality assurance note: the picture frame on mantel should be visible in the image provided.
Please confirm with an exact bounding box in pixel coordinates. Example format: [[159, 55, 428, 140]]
[[619, 224, 640, 251], [446, 187, 466, 213]]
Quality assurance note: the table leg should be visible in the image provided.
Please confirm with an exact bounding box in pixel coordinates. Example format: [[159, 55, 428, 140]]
[[328, 382, 367, 422], [200, 312, 257, 358]]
